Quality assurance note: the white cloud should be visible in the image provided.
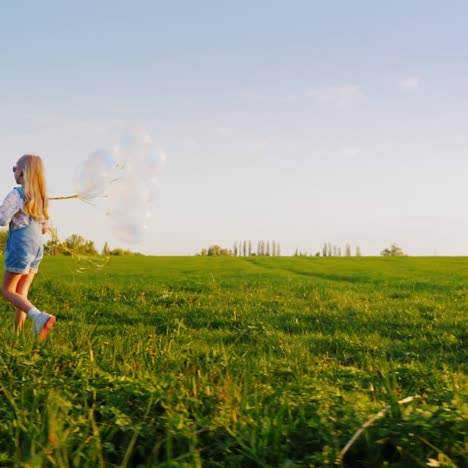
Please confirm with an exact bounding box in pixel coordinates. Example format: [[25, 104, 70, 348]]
[[399, 76, 421, 90], [305, 84, 362, 109]]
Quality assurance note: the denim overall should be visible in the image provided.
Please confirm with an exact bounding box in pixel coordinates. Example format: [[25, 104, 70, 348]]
[[4, 187, 44, 274]]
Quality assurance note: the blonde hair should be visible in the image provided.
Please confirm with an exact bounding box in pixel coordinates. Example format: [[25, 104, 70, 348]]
[[17, 154, 49, 221]]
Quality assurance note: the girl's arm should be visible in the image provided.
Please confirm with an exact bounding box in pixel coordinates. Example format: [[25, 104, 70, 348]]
[[0, 190, 22, 226], [41, 219, 49, 234]]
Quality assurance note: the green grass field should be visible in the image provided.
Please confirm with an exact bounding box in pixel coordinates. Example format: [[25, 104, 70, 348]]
[[0, 256, 466, 467]]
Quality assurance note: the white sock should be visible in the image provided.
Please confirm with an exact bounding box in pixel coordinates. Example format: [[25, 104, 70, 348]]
[[27, 308, 42, 319]]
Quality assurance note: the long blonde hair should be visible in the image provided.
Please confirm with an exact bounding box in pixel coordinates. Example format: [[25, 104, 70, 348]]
[[17, 154, 49, 221]]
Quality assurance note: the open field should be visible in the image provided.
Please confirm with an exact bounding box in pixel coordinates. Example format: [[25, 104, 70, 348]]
[[0, 256, 466, 467]]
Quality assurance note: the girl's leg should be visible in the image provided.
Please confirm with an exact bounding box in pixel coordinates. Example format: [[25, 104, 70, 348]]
[[14, 271, 36, 332], [2, 271, 55, 340], [15, 310, 27, 332], [2, 271, 35, 312]]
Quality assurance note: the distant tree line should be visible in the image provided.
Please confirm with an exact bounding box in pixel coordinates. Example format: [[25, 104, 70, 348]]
[[197, 240, 281, 257], [197, 245, 231, 257], [292, 242, 408, 257], [294, 242, 363, 257], [0, 229, 142, 257], [44, 233, 143, 256], [0, 229, 407, 257], [195, 241, 412, 257], [234, 240, 281, 257]]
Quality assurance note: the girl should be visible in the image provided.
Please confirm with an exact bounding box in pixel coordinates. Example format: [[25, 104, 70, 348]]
[[0, 154, 55, 340]]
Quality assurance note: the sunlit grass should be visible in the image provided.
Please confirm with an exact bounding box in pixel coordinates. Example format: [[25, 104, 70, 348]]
[[0, 256, 466, 466]]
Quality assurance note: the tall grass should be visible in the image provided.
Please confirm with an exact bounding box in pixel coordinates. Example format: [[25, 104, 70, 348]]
[[0, 256, 466, 466]]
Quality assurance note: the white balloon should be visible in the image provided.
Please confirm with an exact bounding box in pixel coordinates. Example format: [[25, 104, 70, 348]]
[[108, 175, 151, 211], [72, 128, 166, 244], [74, 167, 107, 199], [146, 177, 160, 202], [74, 149, 119, 199], [115, 129, 152, 171], [88, 150, 117, 176]]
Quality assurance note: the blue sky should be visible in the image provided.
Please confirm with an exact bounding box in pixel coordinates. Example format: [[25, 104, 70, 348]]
[[1, 1, 467, 255]]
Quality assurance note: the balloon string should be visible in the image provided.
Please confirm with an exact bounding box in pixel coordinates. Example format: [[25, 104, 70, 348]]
[[49, 177, 121, 202], [49, 194, 80, 200], [47, 226, 111, 271], [49, 194, 96, 206]]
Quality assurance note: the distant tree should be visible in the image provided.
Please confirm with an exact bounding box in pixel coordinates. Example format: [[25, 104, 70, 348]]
[[109, 248, 143, 256], [248, 240, 252, 256], [265, 240, 270, 256], [381, 243, 406, 256], [0, 229, 8, 255], [322, 243, 327, 257], [345, 243, 352, 257], [315, 251, 320, 256], [115, 247, 143, 256], [259, 241, 265, 256], [62, 235, 97, 256], [207, 245, 232, 256], [338, 247, 342, 256], [327, 242, 332, 257], [294, 248, 299, 256], [356, 246, 362, 257], [102, 241, 111, 256], [276, 242, 281, 257], [44, 237, 62, 256], [233, 242, 238, 256], [64, 234, 85, 254], [199, 248, 207, 256], [83, 240, 98, 256], [208, 245, 220, 256], [243, 240, 247, 257]]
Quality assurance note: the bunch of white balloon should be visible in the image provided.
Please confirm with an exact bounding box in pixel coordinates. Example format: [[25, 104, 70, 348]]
[[70, 128, 166, 244]]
